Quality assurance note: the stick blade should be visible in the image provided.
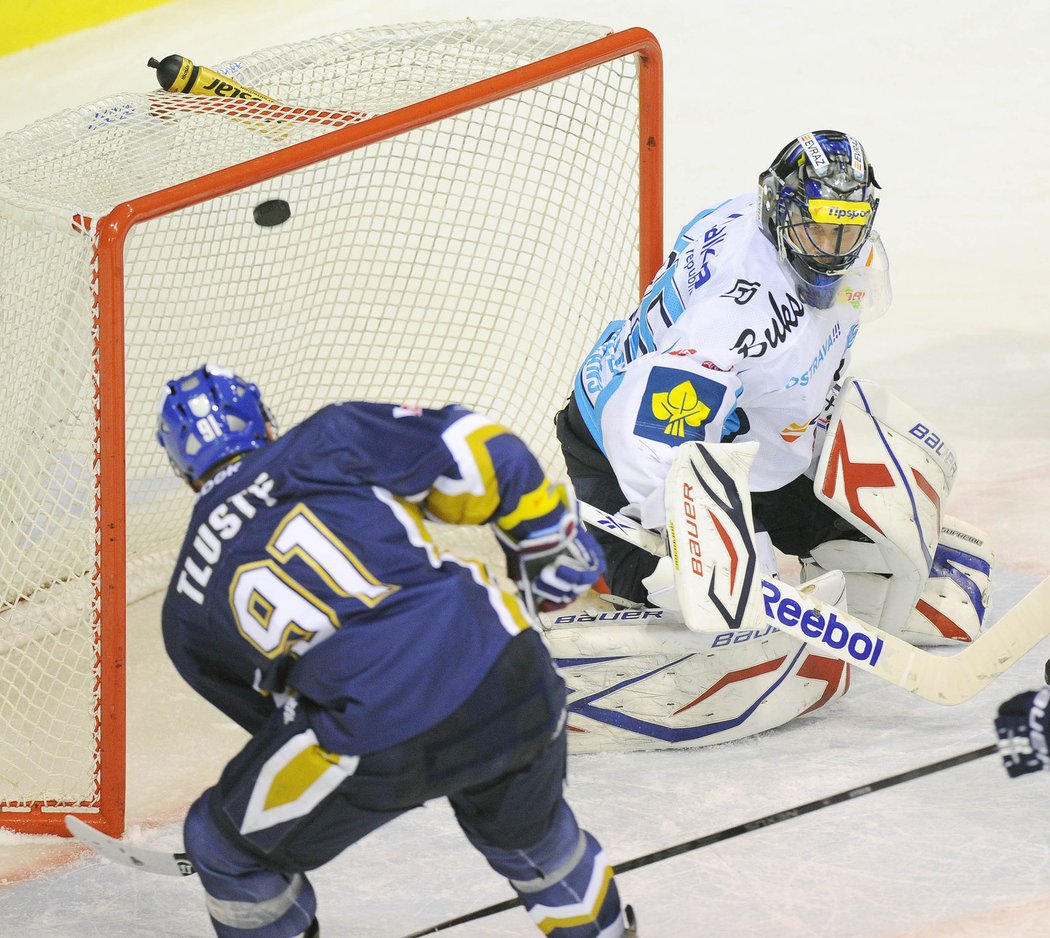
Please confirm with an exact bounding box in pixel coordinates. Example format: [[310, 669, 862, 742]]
[[65, 815, 196, 876]]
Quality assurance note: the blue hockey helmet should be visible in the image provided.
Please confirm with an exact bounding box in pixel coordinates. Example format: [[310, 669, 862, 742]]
[[758, 131, 880, 305], [156, 364, 274, 483]]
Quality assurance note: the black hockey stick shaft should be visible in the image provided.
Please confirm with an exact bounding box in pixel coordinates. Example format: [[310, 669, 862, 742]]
[[400, 744, 997, 936], [615, 743, 995, 873]]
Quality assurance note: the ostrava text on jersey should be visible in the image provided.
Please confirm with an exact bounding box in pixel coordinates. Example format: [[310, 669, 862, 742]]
[[162, 402, 559, 756], [573, 191, 863, 511]]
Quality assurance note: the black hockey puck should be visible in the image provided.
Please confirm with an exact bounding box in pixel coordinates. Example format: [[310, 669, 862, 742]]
[[1044, 657, 1050, 685], [253, 199, 291, 227]]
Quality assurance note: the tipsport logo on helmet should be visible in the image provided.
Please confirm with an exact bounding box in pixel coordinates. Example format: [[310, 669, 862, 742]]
[[761, 581, 885, 666], [807, 200, 873, 225]]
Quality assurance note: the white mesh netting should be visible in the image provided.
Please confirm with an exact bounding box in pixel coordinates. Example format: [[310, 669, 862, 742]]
[[0, 18, 648, 822]]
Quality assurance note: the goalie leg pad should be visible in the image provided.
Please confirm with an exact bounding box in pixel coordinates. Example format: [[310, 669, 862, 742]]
[[803, 515, 993, 646], [812, 376, 956, 629], [902, 516, 993, 646], [641, 554, 679, 611], [552, 621, 850, 753]]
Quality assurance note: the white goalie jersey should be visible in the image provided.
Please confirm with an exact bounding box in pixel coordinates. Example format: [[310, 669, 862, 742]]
[[571, 191, 889, 527]]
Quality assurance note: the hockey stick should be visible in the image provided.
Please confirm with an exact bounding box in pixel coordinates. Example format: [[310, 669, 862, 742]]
[[578, 501, 666, 556], [576, 497, 1050, 705], [65, 815, 196, 876], [397, 743, 997, 936], [64, 744, 998, 930]]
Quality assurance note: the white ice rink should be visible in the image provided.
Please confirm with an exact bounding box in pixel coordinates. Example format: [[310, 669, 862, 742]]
[[2, 1, 1049, 935]]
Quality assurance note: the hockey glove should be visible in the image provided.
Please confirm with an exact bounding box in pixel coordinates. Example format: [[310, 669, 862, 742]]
[[499, 514, 605, 614], [526, 525, 605, 613], [994, 687, 1050, 778]]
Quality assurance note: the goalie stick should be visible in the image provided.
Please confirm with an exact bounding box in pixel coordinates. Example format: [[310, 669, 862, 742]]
[[576, 498, 1050, 705], [64, 743, 997, 932]]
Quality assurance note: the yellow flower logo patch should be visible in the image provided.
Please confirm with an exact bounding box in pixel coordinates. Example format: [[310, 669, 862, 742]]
[[633, 366, 726, 445], [652, 381, 711, 437]]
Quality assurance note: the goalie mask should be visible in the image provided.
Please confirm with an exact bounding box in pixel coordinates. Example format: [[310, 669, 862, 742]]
[[156, 364, 274, 483], [759, 130, 880, 308]]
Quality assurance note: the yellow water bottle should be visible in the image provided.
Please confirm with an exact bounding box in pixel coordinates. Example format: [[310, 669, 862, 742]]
[[147, 54, 276, 103]]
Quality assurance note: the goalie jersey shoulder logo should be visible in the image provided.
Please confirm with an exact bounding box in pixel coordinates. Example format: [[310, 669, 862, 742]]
[[633, 366, 727, 444]]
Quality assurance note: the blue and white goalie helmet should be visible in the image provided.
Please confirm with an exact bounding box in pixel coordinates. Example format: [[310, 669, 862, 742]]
[[759, 130, 880, 305], [156, 364, 274, 482]]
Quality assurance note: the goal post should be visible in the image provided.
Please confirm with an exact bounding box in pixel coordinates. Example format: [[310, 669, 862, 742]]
[[0, 19, 663, 836]]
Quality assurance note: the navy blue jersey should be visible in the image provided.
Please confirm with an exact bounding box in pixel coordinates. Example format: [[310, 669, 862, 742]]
[[162, 402, 570, 756]]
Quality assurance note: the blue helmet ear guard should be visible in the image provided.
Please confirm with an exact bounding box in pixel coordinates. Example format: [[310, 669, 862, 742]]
[[156, 364, 274, 483], [758, 130, 880, 307]]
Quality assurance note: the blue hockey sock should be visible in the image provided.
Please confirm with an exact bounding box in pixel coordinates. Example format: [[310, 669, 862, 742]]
[[184, 794, 318, 938], [473, 802, 625, 937]]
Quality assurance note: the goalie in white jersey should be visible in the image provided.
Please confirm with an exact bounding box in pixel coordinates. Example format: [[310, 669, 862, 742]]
[[559, 130, 885, 600], [556, 130, 991, 649]]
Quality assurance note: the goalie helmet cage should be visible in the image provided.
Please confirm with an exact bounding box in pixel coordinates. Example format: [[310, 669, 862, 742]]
[[0, 19, 663, 835]]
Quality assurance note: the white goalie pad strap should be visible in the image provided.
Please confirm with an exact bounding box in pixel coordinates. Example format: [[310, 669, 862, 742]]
[[801, 568, 848, 611], [813, 376, 958, 626], [802, 552, 892, 634], [664, 440, 768, 633]]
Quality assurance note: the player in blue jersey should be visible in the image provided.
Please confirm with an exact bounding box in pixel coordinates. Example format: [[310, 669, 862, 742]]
[[156, 364, 636, 938]]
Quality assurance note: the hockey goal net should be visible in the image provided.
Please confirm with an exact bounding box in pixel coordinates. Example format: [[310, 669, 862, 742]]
[[0, 18, 662, 835]]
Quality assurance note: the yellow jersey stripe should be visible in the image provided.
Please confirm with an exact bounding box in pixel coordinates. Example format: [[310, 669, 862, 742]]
[[427, 423, 507, 525], [495, 480, 565, 532]]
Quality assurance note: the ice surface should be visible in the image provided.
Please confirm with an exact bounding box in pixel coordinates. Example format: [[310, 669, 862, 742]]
[[1, 1, 1048, 935]]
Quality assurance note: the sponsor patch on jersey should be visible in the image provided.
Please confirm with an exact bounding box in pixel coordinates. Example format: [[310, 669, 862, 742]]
[[783, 321, 842, 389], [780, 421, 811, 443], [634, 367, 726, 443], [839, 288, 866, 309], [667, 349, 732, 373], [733, 292, 805, 359], [720, 278, 761, 305], [682, 220, 738, 292]]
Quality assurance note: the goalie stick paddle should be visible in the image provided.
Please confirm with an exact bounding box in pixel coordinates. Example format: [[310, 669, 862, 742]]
[[398, 744, 997, 937], [577, 498, 1050, 706]]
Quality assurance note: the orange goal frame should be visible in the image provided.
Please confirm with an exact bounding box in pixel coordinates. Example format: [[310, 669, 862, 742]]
[[57, 27, 663, 838]]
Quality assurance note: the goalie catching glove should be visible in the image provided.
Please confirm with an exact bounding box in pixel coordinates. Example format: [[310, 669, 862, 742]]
[[995, 687, 1050, 778], [495, 493, 605, 614]]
